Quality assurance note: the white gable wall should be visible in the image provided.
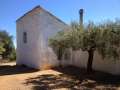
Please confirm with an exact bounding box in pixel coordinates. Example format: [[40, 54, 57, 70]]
[[17, 11, 41, 68], [37, 10, 67, 68], [16, 9, 67, 69]]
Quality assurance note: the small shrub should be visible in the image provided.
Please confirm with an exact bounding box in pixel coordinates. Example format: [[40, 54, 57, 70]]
[[9, 50, 16, 61]]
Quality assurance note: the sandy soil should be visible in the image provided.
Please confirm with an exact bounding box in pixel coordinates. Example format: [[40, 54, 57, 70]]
[[0, 62, 120, 90], [0, 62, 63, 90]]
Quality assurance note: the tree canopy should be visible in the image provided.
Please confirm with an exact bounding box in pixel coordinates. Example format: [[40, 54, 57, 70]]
[[0, 30, 16, 60], [49, 20, 120, 72]]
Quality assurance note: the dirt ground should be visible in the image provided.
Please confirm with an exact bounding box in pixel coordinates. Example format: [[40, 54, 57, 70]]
[[0, 62, 120, 90], [0, 62, 63, 90]]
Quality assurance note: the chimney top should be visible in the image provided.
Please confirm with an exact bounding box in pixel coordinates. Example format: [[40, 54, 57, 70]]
[[79, 9, 84, 14], [79, 9, 84, 29]]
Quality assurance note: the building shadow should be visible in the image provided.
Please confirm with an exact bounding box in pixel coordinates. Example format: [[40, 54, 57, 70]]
[[0, 65, 38, 76], [25, 66, 120, 90]]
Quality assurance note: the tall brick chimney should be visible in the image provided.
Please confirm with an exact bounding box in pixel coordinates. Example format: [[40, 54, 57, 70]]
[[79, 9, 84, 29]]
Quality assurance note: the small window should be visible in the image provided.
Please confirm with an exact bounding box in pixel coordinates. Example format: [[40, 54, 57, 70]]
[[23, 32, 27, 43]]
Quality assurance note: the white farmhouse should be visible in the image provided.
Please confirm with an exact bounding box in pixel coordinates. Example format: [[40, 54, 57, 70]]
[[16, 6, 120, 75], [16, 6, 67, 69]]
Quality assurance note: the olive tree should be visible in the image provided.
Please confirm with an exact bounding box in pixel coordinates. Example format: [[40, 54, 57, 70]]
[[77, 21, 120, 72], [49, 20, 120, 73]]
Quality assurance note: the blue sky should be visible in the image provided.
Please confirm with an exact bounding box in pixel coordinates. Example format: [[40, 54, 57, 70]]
[[0, 0, 120, 47]]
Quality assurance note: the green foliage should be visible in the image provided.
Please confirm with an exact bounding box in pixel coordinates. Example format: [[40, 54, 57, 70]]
[[0, 30, 16, 60], [79, 25, 100, 51], [49, 22, 82, 60], [49, 20, 120, 61], [0, 42, 5, 54], [9, 48, 16, 61], [97, 21, 120, 60], [49, 31, 68, 60]]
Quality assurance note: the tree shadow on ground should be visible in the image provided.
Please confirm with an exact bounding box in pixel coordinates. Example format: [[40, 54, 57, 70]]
[[0, 65, 38, 76], [25, 66, 120, 90], [25, 74, 80, 90], [53, 66, 120, 89]]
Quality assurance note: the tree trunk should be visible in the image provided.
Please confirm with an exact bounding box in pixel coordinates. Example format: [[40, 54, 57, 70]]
[[87, 50, 94, 73], [58, 48, 63, 67]]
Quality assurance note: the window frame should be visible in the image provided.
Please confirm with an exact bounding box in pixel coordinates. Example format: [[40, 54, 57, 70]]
[[23, 32, 27, 44]]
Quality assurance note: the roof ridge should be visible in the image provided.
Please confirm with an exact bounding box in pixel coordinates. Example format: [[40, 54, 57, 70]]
[[16, 5, 41, 22], [42, 8, 67, 25], [16, 5, 67, 25]]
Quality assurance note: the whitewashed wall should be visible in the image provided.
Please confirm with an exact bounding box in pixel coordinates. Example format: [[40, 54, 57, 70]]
[[93, 51, 120, 75], [16, 9, 43, 69], [16, 8, 67, 69], [62, 49, 120, 75]]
